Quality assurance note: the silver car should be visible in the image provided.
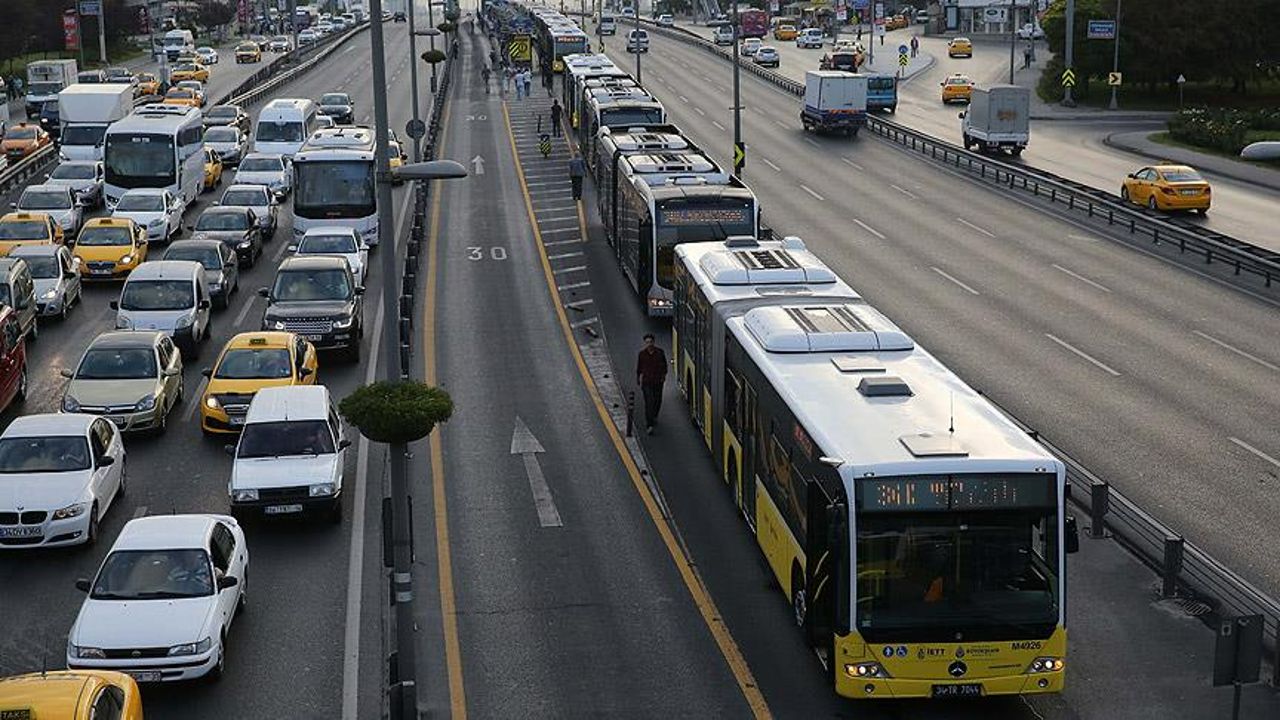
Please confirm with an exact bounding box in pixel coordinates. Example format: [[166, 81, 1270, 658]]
[[60, 331, 185, 434], [218, 184, 278, 237], [14, 184, 82, 236], [45, 162, 104, 208], [204, 126, 249, 166], [10, 244, 81, 319], [233, 154, 293, 198]]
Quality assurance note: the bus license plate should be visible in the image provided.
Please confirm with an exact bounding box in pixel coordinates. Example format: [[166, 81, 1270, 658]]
[[932, 683, 982, 698], [264, 504, 303, 515]]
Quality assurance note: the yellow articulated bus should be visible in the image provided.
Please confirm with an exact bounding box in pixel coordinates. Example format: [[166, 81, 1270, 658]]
[[672, 236, 1079, 701]]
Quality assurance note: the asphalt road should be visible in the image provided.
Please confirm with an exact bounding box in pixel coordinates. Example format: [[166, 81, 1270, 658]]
[[0, 21, 420, 719], [597, 29, 1280, 600]]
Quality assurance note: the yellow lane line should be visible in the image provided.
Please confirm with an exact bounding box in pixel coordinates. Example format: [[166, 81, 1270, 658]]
[[422, 99, 468, 720], [500, 100, 772, 719]]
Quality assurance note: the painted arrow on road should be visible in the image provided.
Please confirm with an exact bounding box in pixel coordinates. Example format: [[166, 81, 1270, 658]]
[[511, 416, 562, 527], [471, 155, 485, 175]]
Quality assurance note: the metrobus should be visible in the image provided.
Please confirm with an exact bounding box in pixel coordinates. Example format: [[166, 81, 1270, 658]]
[[602, 150, 757, 315], [737, 8, 769, 38], [581, 89, 665, 168], [102, 104, 204, 209], [533, 15, 590, 71], [571, 76, 640, 149], [592, 123, 688, 181], [672, 237, 1078, 701], [560, 53, 630, 131], [292, 126, 379, 247]]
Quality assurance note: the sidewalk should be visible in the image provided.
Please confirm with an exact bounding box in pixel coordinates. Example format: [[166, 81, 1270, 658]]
[[1007, 43, 1173, 122], [861, 40, 934, 80], [1105, 129, 1280, 193]]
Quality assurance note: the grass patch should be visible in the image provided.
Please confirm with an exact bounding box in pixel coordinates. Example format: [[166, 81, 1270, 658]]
[[1148, 132, 1280, 169]]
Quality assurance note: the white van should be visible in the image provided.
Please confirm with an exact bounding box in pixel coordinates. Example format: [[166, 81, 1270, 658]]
[[713, 24, 736, 45], [627, 29, 649, 53], [111, 260, 212, 357], [598, 15, 617, 35], [253, 98, 320, 158], [163, 29, 196, 61], [227, 385, 349, 522]]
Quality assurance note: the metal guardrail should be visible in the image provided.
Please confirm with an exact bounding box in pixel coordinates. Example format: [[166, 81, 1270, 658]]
[[0, 146, 58, 197], [637, 14, 1280, 668], [635, 20, 1280, 289]]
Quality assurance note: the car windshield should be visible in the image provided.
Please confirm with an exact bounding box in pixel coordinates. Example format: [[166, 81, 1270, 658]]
[[256, 122, 304, 143], [239, 419, 334, 457], [116, 192, 167, 211], [0, 221, 47, 240], [216, 347, 293, 379], [166, 89, 193, 99], [78, 226, 133, 246], [174, 64, 200, 73], [51, 164, 97, 180], [61, 125, 108, 146], [1162, 169, 1204, 182], [271, 268, 351, 301], [164, 246, 221, 269], [20, 190, 70, 210], [205, 127, 238, 143], [221, 188, 265, 206], [948, 77, 970, 85], [91, 549, 214, 600], [120, 280, 193, 311], [207, 107, 236, 119], [300, 234, 358, 254], [0, 436, 91, 473], [196, 211, 249, 231], [77, 346, 157, 379], [238, 157, 283, 172], [320, 94, 349, 105], [20, 255, 60, 278]]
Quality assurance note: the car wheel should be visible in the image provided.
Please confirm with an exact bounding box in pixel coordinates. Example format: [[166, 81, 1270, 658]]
[[1198, 207, 1209, 215], [346, 341, 361, 363], [16, 365, 27, 403], [85, 505, 99, 546], [27, 319, 37, 342], [206, 636, 225, 682], [236, 570, 248, 614], [117, 459, 127, 497], [1120, 186, 1130, 201], [60, 294, 71, 320], [327, 499, 343, 524], [1147, 195, 1158, 211]]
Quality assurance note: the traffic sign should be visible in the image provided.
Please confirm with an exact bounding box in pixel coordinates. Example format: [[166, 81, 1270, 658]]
[[78, 0, 100, 16], [734, 142, 745, 173], [898, 44, 908, 55], [507, 35, 531, 62], [1107, 72, 1122, 86], [1087, 19, 1116, 40], [405, 119, 426, 140], [899, 55, 908, 67], [1061, 68, 1077, 87]]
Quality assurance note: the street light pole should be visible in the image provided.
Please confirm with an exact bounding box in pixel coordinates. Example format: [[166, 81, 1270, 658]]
[[731, 0, 741, 176], [1007, 0, 1016, 84], [407, 0, 423, 161], [1062, 0, 1075, 106], [427, 0, 439, 93], [1108, 0, 1121, 110], [633, 2, 641, 82]]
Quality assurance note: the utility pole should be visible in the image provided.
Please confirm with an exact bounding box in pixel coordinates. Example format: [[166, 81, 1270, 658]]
[[633, 1, 641, 82], [1108, 0, 1121, 110], [1007, 0, 1016, 84], [427, 0, 439, 93], [1062, 0, 1074, 106], [407, 0, 423, 160], [289, 0, 299, 61], [96, 5, 108, 66], [731, 0, 741, 175]]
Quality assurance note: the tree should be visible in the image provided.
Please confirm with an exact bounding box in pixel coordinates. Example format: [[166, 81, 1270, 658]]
[[340, 381, 453, 444]]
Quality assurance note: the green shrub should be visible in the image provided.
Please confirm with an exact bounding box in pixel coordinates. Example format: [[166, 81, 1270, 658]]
[[1167, 107, 1253, 154], [340, 381, 453, 444], [421, 49, 447, 64]]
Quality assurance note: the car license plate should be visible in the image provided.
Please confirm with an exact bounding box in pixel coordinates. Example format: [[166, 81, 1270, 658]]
[[108, 416, 125, 426], [91, 267, 113, 275], [303, 334, 322, 342], [932, 683, 982, 698], [1180, 189, 1199, 195], [264, 504, 303, 515], [230, 416, 245, 426], [128, 671, 162, 683], [0, 526, 42, 538]]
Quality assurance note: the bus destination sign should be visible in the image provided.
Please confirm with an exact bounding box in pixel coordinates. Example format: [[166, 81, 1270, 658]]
[[858, 475, 1056, 512]]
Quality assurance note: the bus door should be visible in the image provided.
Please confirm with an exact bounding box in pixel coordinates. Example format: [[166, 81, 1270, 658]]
[[804, 479, 846, 653], [740, 383, 758, 526], [637, 213, 653, 298]]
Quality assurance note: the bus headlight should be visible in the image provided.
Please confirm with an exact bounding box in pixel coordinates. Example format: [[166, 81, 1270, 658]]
[[1025, 657, 1064, 674], [844, 662, 890, 679]]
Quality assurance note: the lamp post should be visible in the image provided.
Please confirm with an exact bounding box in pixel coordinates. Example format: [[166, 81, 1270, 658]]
[[427, 0, 439, 93], [633, 2, 641, 82], [407, 0, 423, 161], [731, 0, 741, 176]]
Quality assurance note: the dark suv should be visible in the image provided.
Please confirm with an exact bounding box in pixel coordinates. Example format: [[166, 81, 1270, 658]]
[[259, 256, 363, 361]]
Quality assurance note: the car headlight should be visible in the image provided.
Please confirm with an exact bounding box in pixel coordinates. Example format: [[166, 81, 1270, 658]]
[[168, 637, 213, 656], [175, 313, 195, 329], [73, 645, 105, 659], [53, 502, 87, 520], [205, 395, 220, 409], [119, 254, 133, 265], [115, 315, 132, 329], [237, 240, 251, 248], [135, 394, 156, 411], [309, 483, 336, 497], [332, 316, 353, 330], [42, 289, 58, 300], [232, 488, 258, 502], [62, 395, 80, 412], [148, 218, 166, 228]]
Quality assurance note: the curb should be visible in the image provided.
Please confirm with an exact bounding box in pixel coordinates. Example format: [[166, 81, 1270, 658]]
[[1029, 111, 1171, 122], [1103, 131, 1280, 194]]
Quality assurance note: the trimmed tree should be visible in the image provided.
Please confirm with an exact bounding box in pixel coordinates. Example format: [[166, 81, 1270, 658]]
[[437, 21, 456, 33], [340, 381, 453, 444], [421, 49, 447, 64]]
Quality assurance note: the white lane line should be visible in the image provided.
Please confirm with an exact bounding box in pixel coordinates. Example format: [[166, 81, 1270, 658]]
[[132, 505, 148, 519], [679, 95, 689, 102], [233, 290, 258, 327], [1045, 333, 1122, 377], [800, 184, 825, 201], [565, 298, 594, 309], [557, 281, 591, 291], [538, 205, 578, 213], [852, 217, 885, 240], [931, 266, 980, 296], [841, 157, 863, 171], [712, 120, 725, 131], [954, 217, 995, 237], [762, 157, 781, 172], [522, 450, 562, 528], [774, 119, 788, 129], [694, 107, 706, 116], [1229, 437, 1280, 470], [1193, 331, 1280, 373], [803, 138, 819, 148], [569, 316, 599, 328], [1052, 264, 1112, 293], [547, 251, 583, 260], [1068, 233, 1099, 243], [888, 183, 917, 199], [552, 265, 587, 275], [541, 228, 580, 236], [341, 300, 384, 720], [182, 377, 209, 423]]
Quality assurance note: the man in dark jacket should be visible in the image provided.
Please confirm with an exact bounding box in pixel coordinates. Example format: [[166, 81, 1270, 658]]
[[636, 334, 668, 434], [550, 99, 563, 137]]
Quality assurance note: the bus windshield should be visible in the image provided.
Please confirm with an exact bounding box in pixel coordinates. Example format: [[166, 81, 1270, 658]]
[[105, 134, 176, 188], [855, 510, 1059, 643], [654, 198, 755, 288], [600, 107, 664, 128], [294, 160, 375, 218], [256, 121, 305, 143]]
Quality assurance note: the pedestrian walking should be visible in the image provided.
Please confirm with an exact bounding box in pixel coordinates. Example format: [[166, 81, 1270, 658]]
[[1023, 45, 1032, 69], [500, 66, 510, 96], [481, 65, 491, 94], [910, 35, 919, 58], [636, 334, 668, 435], [515, 68, 525, 99], [550, 99, 563, 137], [569, 154, 586, 200], [523, 68, 533, 97]]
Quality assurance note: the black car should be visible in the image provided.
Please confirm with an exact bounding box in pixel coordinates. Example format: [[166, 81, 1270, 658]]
[[191, 206, 263, 268], [260, 256, 364, 361], [393, 11, 406, 22], [317, 92, 355, 125], [203, 104, 252, 134], [163, 240, 241, 309], [38, 103, 61, 142]]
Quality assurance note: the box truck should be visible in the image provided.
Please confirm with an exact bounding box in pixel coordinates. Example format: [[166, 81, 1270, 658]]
[[25, 59, 79, 116], [960, 85, 1031, 156], [58, 84, 135, 162], [800, 70, 867, 137]]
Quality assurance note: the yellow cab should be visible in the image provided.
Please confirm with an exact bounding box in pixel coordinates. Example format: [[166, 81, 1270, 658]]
[[1121, 164, 1212, 213], [940, 73, 974, 103], [0, 212, 62, 255], [235, 41, 262, 63], [162, 87, 201, 107], [2, 123, 52, 161], [168, 62, 209, 84], [73, 217, 148, 278], [204, 147, 223, 191], [201, 331, 319, 433], [0, 669, 143, 720], [134, 72, 162, 97], [388, 139, 408, 183], [947, 36, 973, 57], [774, 24, 797, 40]]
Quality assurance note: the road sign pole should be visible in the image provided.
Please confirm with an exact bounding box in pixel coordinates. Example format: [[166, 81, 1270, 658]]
[[1007, 0, 1015, 83], [96, 5, 108, 66], [1062, 0, 1075, 106], [1108, 0, 1121, 110]]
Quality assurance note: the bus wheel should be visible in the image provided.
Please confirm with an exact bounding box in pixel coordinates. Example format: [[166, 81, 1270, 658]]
[[792, 580, 807, 628]]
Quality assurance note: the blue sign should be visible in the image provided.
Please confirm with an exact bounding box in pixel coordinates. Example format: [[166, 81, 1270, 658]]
[[852, 0, 869, 9], [898, 44, 908, 55], [1086, 19, 1116, 40], [78, 0, 101, 15]]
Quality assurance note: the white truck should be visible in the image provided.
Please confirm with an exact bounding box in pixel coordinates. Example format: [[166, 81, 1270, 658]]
[[800, 70, 867, 137], [960, 84, 1030, 156], [58, 85, 135, 162], [25, 59, 79, 117], [163, 29, 197, 61]]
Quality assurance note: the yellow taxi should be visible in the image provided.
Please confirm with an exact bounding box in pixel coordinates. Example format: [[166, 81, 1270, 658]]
[[388, 139, 408, 183], [73, 217, 148, 278], [0, 212, 62, 255], [201, 332, 319, 433], [168, 62, 209, 84], [1, 123, 52, 161], [204, 147, 224, 191], [235, 41, 263, 63], [0, 669, 143, 720], [947, 37, 973, 57], [134, 71, 162, 97], [162, 87, 201, 107], [773, 24, 797, 40], [1121, 164, 1212, 214], [940, 74, 975, 103]]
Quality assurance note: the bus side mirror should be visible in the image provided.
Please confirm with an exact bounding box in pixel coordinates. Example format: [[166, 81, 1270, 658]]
[[1064, 515, 1080, 554]]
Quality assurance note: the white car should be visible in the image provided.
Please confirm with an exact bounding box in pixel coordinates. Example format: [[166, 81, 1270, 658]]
[[656, 13, 674, 26], [45, 161, 105, 208], [204, 126, 249, 166], [289, 226, 366, 283], [11, 244, 82, 319], [67, 514, 248, 682], [797, 28, 824, 48], [218, 183, 278, 237], [195, 46, 219, 64], [298, 29, 319, 44], [15, 184, 82, 236], [740, 37, 763, 56], [1016, 23, 1045, 40], [111, 188, 185, 242], [753, 46, 780, 67], [233, 154, 292, 198], [0, 414, 125, 549]]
